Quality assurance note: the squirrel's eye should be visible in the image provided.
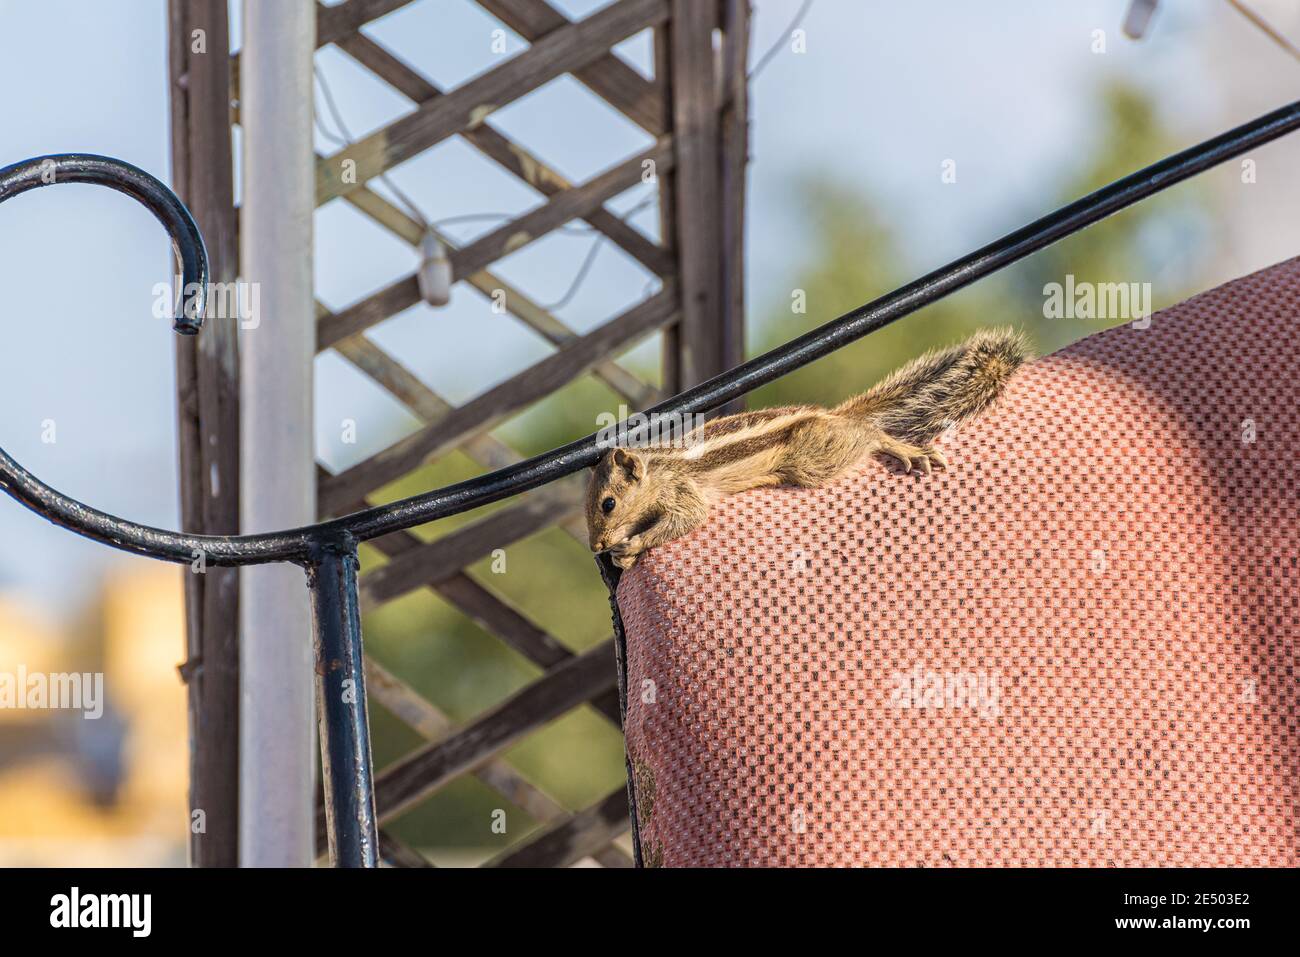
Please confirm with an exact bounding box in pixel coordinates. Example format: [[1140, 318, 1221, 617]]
[[601, 496, 616, 514]]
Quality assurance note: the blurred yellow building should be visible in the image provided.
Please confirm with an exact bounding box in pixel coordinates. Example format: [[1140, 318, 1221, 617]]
[[0, 564, 189, 866]]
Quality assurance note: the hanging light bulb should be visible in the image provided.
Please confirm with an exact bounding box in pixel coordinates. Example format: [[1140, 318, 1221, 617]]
[[1123, 0, 1159, 39], [417, 228, 452, 307]]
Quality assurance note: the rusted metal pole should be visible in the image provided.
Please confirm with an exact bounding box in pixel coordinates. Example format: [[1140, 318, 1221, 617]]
[[306, 537, 378, 868]]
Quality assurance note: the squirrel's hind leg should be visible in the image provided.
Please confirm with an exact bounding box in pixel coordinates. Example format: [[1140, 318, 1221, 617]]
[[873, 431, 947, 475]]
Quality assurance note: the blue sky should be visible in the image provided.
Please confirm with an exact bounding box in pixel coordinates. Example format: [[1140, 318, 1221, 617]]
[[1, 0, 1297, 614]]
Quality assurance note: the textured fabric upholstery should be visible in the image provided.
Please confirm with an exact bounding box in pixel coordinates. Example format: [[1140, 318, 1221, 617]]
[[615, 258, 1300, 867]]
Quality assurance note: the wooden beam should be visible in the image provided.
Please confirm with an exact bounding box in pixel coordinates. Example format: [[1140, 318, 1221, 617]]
[[332, 31, 674, 275], [328, 480, 629, 863], [357, 478, 584, 607], [315, 0, 669, 205], [331, 480, 619, 723], [378, 830, 435, 867], [230, 0, 415, 97], [318, 370, 633, 865], [334, 509, 615, 690], [449, 137, 673, 281], [323, 189, 659, 408], [473, 0, 665, 134], [367, 659, 565, 817], [484, 788, 630, 867], [331, 481, 618, 731], [328, 336, 595, 541], [319, 283, 677, 513], [432, 574, 594, 675], [167, 0, 241, 869], [668, 0, 723, 387], [324, 338, 644, 531], [718, 0, 750, 412], [244, 0, 662, 136], [366, 659, 632, 867], [316, 0, 415, 47], [167, 6, 207, 866], [240, 0, 663, 137], [653, 21, 683, 398], [319, 140, 670, 321], [316, 274, 419, 352], [316, 205, 661, 409], [315, 640, 618, 837], [373, 640, 618, 823]]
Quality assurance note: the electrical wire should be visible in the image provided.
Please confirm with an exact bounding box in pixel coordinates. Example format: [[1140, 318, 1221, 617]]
[[543, 234, 605, 309], [749, 0, 815, 79], [1224, 0, 1300, 64], [314, 64, 432, 227], [542, 192, 658, 309]]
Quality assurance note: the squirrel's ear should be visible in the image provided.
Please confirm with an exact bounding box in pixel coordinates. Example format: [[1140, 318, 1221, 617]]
[[612, 447, 644, 482]]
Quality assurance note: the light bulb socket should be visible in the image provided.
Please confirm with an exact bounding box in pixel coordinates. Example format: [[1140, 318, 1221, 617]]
[[417, 229, 452, 307]]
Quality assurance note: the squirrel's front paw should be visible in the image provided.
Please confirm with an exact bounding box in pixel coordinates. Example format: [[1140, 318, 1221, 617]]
[[609, 536, 645, 570]]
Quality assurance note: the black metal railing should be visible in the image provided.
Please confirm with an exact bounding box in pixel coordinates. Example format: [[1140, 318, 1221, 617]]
[[3, 97, 1298, 867]]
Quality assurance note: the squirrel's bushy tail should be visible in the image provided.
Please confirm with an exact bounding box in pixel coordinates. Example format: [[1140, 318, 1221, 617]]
[[835, 327, 1031, 443]]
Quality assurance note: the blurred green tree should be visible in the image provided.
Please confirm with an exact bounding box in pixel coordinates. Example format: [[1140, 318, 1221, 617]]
[[752, 82, 1209, 411]]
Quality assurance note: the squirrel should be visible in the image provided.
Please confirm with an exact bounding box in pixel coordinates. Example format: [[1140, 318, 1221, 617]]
[[586, 326, 1030, 569]]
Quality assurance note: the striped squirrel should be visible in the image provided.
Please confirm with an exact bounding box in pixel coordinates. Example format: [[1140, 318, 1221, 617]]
[[586, 327, 1029, 570]]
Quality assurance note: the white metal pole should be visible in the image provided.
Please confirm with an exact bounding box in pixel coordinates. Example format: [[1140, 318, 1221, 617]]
[[238, 0, 317, 867]]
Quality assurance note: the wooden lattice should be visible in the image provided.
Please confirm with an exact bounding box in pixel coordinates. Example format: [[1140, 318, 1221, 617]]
[[169, 0, 749, 866]]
